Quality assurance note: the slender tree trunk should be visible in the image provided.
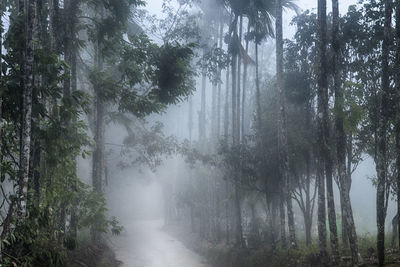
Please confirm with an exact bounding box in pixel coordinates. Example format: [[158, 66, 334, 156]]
[[217, 20, 223, 138], [18, 0, 37, 218], [276, 0, 297, 249], [237, 15, 242, 142], [0, 4, 3, 264], [231, 15, 243, 247], [318, 0, 339, 264], [279, 193, 287, 248], [232, 31, 238, 145], [49, 0, 59, 52], [317, 0, 328, 259], [211, 83, 217, 142], [200, 67, 206, 142], [332, 0, 359, 263], [224, 64, 230, 139], [200, 47, 207, 144], [270, 203, 278, 249], [91, 14, 106, 241], [255, 43, 261, 133], [395, 0, 400, 250], [377, 1, 392, 265], [0, 0, 3, 192], [305, 163, 313, 246], [242, 22, 250, 140]]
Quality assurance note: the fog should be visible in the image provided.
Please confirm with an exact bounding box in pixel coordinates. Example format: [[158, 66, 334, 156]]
[[1, 0, 397, 266], [99, 0, 395, 266]]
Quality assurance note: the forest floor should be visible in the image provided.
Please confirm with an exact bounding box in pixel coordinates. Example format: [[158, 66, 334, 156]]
[[110, 219, 209, 267], [66, 242, 122, 267], [164, 223, 400, 267]]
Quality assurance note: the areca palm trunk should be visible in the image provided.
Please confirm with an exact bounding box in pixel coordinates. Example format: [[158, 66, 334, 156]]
[[317, 0, 328, 260], [217, 20, 223, 138], [332, 0, 359, 264], [0, 4, 3, 264], [237, 15, 242, 142], [241, 22, 250, 140], [0, 0, 3, 188], [377, 0, 393, 265], [224, 64, 230, 139], [255, 42, 261, 132], [395, 0, 400, 250], [200, 63, 206, 142], [276, 0, 297, 249], [18, 0, 37, 218], [231, 14, 244, 247], [49, 0, 59, 52], [91, 10, 106, 242]]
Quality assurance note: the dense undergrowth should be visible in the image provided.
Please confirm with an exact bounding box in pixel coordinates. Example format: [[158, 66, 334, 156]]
[[2, 236, 121, 267], [165, 223, 400, 267]]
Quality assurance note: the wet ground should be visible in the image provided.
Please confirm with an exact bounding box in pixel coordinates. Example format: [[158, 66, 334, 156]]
[[111, 220, 209, 267]]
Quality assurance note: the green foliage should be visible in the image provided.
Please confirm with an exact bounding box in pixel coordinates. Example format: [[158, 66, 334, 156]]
[[203, 245, 322, 267], [198, 45, 230, 85]]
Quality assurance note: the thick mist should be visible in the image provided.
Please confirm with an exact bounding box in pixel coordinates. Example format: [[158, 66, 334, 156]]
[[1, 0, 397, 266]]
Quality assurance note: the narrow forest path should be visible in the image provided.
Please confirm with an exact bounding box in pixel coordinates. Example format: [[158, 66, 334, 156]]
[[111, 220, 209, 267]]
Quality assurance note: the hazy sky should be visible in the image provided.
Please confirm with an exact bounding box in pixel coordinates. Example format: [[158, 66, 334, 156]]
[[145, 0, 359, 38]]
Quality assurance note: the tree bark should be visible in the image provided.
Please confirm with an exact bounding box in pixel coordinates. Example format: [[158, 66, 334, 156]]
[[276, 0, 297, 249], [0, 5, 3, 264], [317, 0, 328, 260], [49, 0, 59, 52], [241, 22, 250, 140], [255, 43, 261, 133], [224, 64, 230, 139], [377, 0, 392, 265], [200, 52, 207, 143], [237, 15, 242, 142], [279, 193, 287, 248], [231, 15, 244, 247], [18, 0, 37, 218], [332, 0, 359, 263], [217, 20, 223, 138], [91, 11, 106, 242], [395, 0, 400, 251]]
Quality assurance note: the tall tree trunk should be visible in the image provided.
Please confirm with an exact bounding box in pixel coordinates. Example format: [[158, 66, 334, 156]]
[[241, 22, 250, 140], [332, 0, 359, 263], [377, 1, 392, 265], [224, 64, 230, 139], [320, 0, 340, 262], [91, 13, 106, 241], [49, 0, 59, 52], [395, 0, 400, 250], [211, 84, 217, 142], [200, 52, 207, 143], [217, 20, 223, 138], [276, 0, 297, 249], [237, 15, 242, 142], [279, 193, 287, 248], [317, 0, 328, 259], [304, 160, 314, 246], [255, 43, 261, 132], [232, 29, 238, 145], [18, 0, 37, 218], [231, 15, 244, 247], [0, 4, 3, 264]]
